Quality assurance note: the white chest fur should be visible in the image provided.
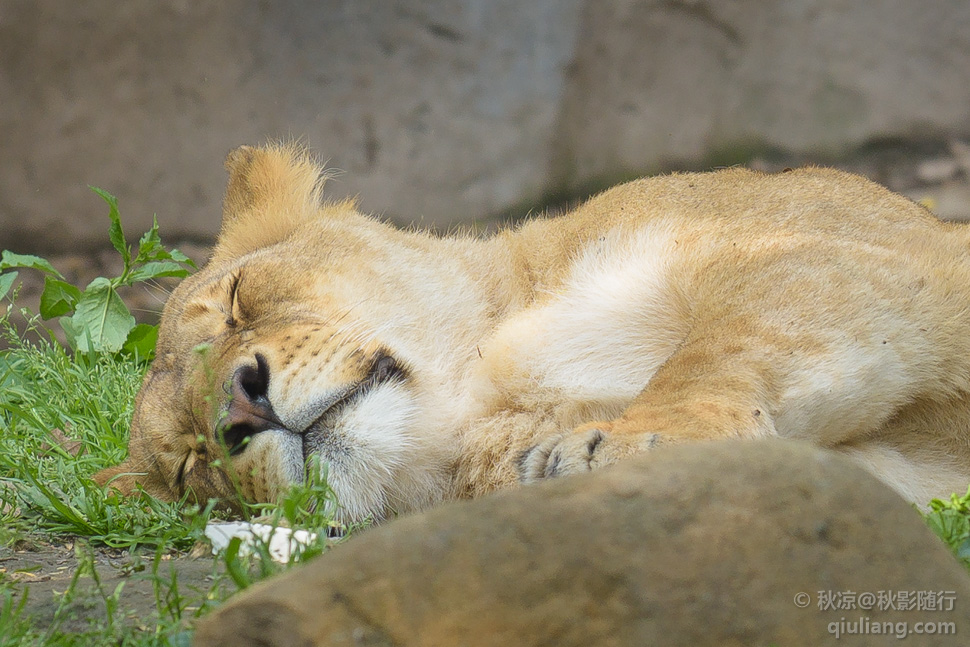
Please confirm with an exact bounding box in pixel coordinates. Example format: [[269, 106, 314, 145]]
[[477, 225, 689, 427]]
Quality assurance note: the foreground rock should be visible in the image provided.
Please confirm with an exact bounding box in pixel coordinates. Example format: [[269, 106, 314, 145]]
[[195, 440, 970, 646]]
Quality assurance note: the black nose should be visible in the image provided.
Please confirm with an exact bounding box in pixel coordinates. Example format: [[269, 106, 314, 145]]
[[219, 354, 284, 455]]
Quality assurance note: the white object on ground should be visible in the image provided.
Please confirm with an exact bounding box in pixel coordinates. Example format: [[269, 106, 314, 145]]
[[204, 521, 319, 563]]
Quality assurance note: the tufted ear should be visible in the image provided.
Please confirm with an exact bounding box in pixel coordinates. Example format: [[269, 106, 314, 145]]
[[212, 143, 328, 262]]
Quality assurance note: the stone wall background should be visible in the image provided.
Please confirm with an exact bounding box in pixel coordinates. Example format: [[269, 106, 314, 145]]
[[2, 0, 970, 253]]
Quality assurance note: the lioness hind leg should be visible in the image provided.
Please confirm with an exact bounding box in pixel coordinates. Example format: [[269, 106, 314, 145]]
[[518, 335, 785, 482]]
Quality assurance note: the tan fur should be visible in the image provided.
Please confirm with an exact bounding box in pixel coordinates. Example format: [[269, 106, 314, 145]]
[[95, 144, 970, 522]]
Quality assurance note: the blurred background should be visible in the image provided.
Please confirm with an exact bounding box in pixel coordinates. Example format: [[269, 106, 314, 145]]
[[3, 0, 970, 300]]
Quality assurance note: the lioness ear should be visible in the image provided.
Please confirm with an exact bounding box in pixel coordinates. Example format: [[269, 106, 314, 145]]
[[213, 143, 327, 262]]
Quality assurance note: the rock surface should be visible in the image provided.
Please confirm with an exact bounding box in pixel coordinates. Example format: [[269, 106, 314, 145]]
[[194, 439, 970, 646], [3, 1, 970, 251]]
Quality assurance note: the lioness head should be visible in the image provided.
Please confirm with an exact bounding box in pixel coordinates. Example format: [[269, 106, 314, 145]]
[[95, 144, 476, 522]]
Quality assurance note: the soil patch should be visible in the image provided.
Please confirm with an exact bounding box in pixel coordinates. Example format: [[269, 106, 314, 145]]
[[1, 539, 232, 636]]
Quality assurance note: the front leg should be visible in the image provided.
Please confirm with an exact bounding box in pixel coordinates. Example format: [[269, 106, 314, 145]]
[[517, 334, 781, 483]]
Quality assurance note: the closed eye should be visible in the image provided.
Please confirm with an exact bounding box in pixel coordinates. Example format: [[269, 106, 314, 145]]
[[302, 351, 408, 433], [175, 451, 191, 492], [225, 272, 241, 327]]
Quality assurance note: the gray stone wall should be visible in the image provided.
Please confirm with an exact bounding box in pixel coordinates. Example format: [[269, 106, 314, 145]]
[[2, 0, 970, 252]]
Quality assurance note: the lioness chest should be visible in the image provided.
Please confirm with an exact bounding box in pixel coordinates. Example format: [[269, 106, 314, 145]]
[[473, 224, 688, 428]]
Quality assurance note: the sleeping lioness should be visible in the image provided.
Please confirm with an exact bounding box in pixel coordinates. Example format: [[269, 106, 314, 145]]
[[95, 144, 970, 523]]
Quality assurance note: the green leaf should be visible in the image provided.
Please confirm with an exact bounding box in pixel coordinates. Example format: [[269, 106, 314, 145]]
[[957, 537, 970, 561], [0, 271, 17, 300], [121, 323, 158, 361], [135, 217, 197, 269], [134, 216, 165, 264], [39, 276, 82, 319], [925, 508, 970, 545], [169, 631, 194, 647], [19, 468, 99, 535], [91, 186, 131, 269], [223, 537, 252, 589], [0, 251, 63, 278], [59, 314, 80, 352], [69, 277, 136, 354], [126, 261, 193, 285], [0, 352, 23, 391], [169, 248, 196, 268]]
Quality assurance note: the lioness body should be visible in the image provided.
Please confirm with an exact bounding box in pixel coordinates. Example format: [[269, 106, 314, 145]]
[[97, 145, 970, 522]]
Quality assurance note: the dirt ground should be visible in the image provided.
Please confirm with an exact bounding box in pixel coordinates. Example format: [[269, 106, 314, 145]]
[[0, 538, 231, 637], [5, 138, 970, 636]]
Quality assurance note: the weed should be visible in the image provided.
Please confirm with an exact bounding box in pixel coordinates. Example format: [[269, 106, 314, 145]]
[[0, 584, 32, 647], [922, 485, 970, 572], [0, 192, 343, 644], [0, 187, 194, 358]]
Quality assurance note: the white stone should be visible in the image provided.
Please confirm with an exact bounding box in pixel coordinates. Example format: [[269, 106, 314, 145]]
[[204, 521, 318, 563]]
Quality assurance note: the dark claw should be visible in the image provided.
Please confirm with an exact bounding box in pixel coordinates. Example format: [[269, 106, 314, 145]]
[[544, 449, 562, 478], [516, 444, 538, 474]]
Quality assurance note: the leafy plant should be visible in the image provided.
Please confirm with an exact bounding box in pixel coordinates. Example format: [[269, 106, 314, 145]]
[[0, 187, 195, 358], [922, 485, 970, 571], [0, 190, 348, 644]]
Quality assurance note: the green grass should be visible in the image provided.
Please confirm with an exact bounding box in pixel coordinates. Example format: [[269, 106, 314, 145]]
[[0, 309, 194, 644], [0, 309, 344, 644], [0, 193, 348, 645], [0, 311, 186, 546]]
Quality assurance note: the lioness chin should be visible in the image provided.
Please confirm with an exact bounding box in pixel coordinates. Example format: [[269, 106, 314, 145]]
[[95, 143, 970, 523]]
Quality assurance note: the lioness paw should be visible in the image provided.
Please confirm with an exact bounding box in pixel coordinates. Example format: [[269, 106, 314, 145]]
[[518, 423, 658, 483]]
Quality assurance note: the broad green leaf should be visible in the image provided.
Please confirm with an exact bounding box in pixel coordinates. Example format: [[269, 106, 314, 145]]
[[927, 509, 970, 544], [19, 468, 99, 535], [39, 276, 82, 319], [224, 537, 252, 589], [126, 261, 193, 284], [0, 271, 17, 300], [169, 631, 194, 647], [91, 186, 131, 269], [0, 352, 23, 391], [0, 250, 62, 277], [70, 277, 136, 354], [121, 323, 158, 361]]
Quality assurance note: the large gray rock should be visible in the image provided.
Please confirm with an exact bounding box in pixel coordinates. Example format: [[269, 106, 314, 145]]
[[0, 0, 583, 250], [194, 440, 970, 646], [3, 1, 970, 251], [553, 0, 970, 191]]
